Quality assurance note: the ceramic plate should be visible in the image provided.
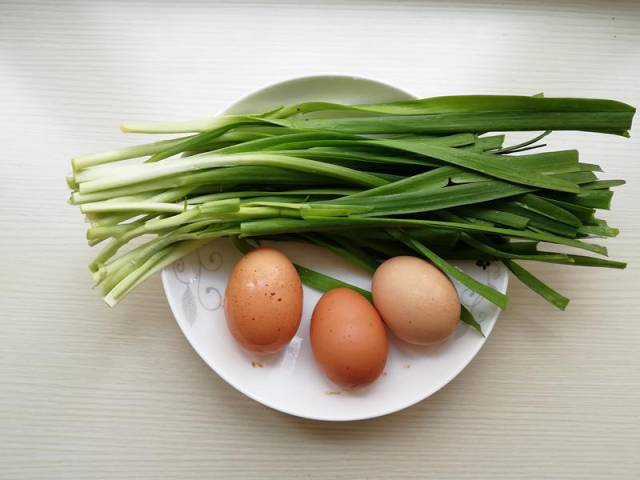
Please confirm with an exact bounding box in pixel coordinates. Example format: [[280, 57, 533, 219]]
[[162, 75, 508, 421]]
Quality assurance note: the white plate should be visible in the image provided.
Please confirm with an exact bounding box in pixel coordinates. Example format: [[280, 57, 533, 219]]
[[162, 75, 508, 421]]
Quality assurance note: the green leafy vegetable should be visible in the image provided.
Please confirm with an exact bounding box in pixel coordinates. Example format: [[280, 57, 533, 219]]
[[502, 259, 570, 310], [66, 93, 632, 330]]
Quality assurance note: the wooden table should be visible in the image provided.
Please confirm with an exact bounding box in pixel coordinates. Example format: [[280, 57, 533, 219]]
[[1, 1, 639, 478]]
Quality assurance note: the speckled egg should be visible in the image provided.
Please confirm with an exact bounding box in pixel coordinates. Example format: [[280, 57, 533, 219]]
[[224, 247, 302, 354]]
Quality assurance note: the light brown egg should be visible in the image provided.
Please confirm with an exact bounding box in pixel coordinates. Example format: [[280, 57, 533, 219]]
[[372, 256, 461, 345], [310, 288, 388, 388], [224, 247, 302, 354]]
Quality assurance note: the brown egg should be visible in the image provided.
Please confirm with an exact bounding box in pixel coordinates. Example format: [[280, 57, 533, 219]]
[[372, 256, 461, 345], [224, 247, 302, 354], [310, 288, 388, 388]]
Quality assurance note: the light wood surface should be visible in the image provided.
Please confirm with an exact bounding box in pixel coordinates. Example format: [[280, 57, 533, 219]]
[[1, 1, 639, 478]]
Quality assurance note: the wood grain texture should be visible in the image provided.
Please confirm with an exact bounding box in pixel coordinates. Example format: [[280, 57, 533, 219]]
[[1, 0, 639, 478]]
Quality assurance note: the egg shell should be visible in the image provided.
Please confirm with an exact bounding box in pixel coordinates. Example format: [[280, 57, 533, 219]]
[[224, 247, 302, 354], [372, 256, 461, 345], [310, 288, 388, 388]]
